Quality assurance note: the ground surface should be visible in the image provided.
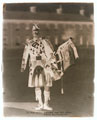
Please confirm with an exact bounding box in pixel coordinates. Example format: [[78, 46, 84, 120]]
[[3, 47, 94, 117]]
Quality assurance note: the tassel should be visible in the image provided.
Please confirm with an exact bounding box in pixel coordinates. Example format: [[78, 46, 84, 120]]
[[61, 88, 64, 94], [61, 77, 64, 94]]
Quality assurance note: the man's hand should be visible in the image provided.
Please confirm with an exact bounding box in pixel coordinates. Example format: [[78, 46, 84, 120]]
[[21, 68, 24, 72]]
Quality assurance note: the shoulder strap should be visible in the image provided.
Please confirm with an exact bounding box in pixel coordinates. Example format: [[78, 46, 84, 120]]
[[44, 39, 54, 51]]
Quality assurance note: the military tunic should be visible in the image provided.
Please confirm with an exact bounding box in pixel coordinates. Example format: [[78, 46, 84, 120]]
[[21, 37, 61, 88]]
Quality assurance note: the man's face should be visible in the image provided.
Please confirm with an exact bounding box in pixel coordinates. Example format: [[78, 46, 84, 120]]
[[32, 30, 39, 36]]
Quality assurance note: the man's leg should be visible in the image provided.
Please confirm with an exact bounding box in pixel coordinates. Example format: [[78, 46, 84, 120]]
[[43, 86, 53, 110], [35, 87, 43, 110]]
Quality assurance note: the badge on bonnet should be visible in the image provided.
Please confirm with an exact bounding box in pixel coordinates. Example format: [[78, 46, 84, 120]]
[[32, 24, 40, 31]]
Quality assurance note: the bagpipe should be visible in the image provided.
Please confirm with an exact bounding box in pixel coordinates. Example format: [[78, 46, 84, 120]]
[[52, 37, 79, 94]]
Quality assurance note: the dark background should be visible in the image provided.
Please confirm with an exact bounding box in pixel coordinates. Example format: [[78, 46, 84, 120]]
[[4, 3, 93, 17]]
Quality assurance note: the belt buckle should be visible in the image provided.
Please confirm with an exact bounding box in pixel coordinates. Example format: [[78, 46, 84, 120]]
[[36, 56, 41, 60]]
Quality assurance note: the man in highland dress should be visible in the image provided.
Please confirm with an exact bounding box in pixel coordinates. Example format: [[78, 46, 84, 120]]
[[21, 24, 59, 111]]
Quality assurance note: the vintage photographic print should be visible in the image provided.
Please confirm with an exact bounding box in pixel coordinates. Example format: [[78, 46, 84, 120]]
[[3, 2, 94, 117]]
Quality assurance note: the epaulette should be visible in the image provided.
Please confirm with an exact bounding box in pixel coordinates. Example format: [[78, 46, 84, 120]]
[[24, 39, 32, 46]]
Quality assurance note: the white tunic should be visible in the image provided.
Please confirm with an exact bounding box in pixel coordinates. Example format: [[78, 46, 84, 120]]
[[21, 37, 61, 87]]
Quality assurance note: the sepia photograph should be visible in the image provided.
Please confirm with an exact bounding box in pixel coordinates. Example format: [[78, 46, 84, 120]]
[[2, 2, 94, 117]]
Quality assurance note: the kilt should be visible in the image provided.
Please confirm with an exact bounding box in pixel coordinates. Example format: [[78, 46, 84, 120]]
[[28, 60, 53, 87]]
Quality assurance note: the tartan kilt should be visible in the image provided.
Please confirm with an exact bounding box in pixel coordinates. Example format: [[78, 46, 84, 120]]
[[28, 60, 53, 87]]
